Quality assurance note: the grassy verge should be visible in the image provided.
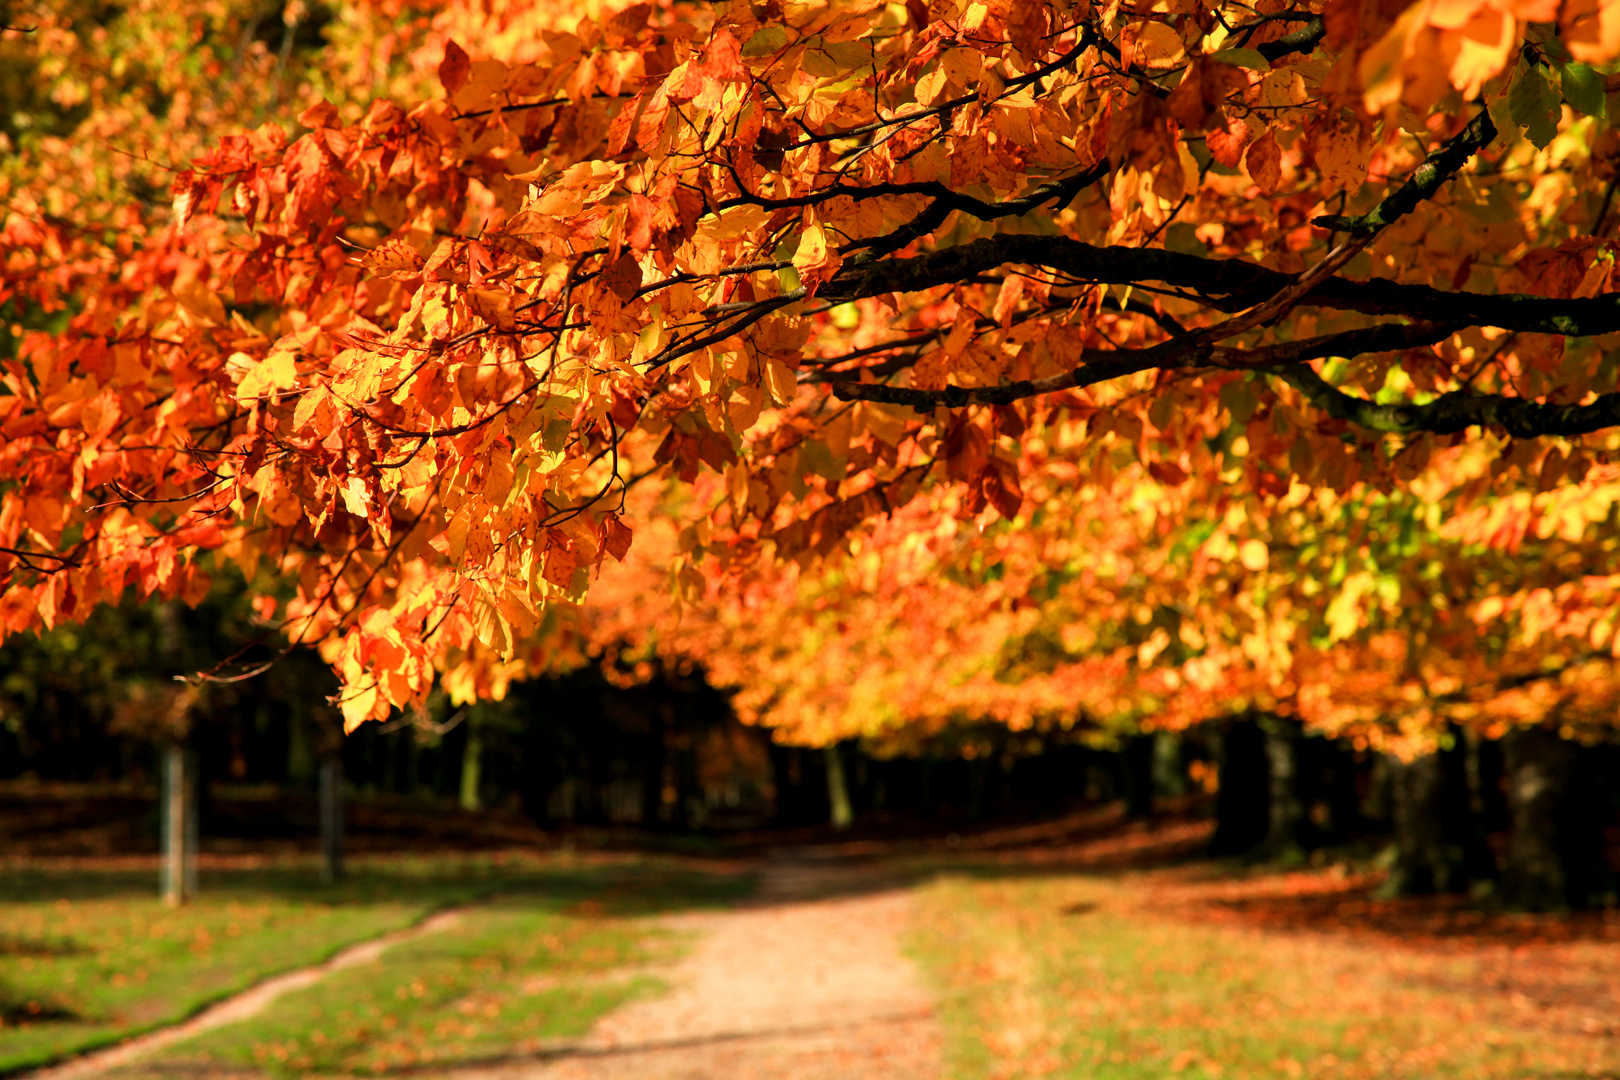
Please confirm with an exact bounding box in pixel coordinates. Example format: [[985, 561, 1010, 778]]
[[149, 897, 649, 1076], [0, 854, 748, 1076], [909, 869, 1620, 1080], [133, 860, 752, 1078], [0, 860, 478, 1073]]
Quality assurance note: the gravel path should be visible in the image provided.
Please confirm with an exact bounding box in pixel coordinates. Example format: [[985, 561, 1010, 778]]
[[455, 859, 942, 1080]]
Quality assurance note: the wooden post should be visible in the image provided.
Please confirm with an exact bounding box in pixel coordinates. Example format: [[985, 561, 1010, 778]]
[[161, 744, 195, 905], [320, 757, 345, 885]]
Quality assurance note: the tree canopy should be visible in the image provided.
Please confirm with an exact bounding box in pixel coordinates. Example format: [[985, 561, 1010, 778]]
[[4, 0, 1620, 743]]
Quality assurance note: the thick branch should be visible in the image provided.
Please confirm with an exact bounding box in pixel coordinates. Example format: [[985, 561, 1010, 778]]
[[826, 321, 1457, 408], [1255, 16, 1326, 61], [1313, 109, 1497, 235], [1275, 366, 1620, 438], [824, 234, 1620, 336]]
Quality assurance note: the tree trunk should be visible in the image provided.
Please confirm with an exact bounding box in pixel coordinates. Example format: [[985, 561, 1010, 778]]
[[1121, 735, 1156, 818], [1265, 719, 1307, 856], [1386, 752, 1463, 895], [286, 711, 314, 786], [1382, 728, 1497, 898], [160, 743, 196, 905], [1320, 740, 1364, 843], [459, 723, 482, 811], [1502, 727, 1612, 910], [824, 744, 853, 829], [1153, 732, 1188, 800], [1210, 717, 1270, 856], [320, 757, 344, 885], [1473, 735, 1511, 831]]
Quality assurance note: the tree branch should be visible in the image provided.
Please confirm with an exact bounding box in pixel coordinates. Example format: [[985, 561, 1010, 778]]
[[1313, 109, 1497, 235], [824, 233, 1620, 336], [1273, 365, 1620, 438], [825, 321, 1458, 408]]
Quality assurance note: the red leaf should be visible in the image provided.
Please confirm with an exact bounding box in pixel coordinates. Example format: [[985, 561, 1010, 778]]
[[439, 41, 470, 96], [599, 515, 633, 562], [699, 28, 746, 81], [1205, 113, 1252, 169], [297, 101, 339, 130], [1149, 460, 1189, 486], [1515, 243, 1596, 300], [625, 194, 655, 252], [982, 459, 1023, 520], [602, 251, 643, 302]]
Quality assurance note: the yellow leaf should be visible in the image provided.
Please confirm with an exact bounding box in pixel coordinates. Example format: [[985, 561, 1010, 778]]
[[729, 382, 764, 431], [340, 478, 370, 519], [342, 683, 381, 733], [235, 352, 299, 401], [792, 222, 829, 275], [1325, 571, 1374, 642], [1313, 120, 1372, 196], [1131, 21, 1186, 69], [1238, 538, 1269, 571], [1359, 3, 1427, 114], [1447, 6, 1515, 99], [763, 357, 797, 405], [173, 279, 225, 325]]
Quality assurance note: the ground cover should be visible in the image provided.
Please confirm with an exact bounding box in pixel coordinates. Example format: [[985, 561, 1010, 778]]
[[910, 866, 1620, 1080], [117, 860, 751, 1078], [0, 854, 745, 1076], [0, 859, 468, 1073], [139, 900, 646, 1076]]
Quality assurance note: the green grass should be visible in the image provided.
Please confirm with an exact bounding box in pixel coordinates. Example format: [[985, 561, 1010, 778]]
[[0, 855, 752, 1076], [151, 894, 655, 1076], [908, 871, 1620, 1080]]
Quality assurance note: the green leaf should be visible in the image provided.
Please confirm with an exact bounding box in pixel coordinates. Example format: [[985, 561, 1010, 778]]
[[1596, 347, 1620, 394], [741, 26, 788, 59], [1555, 60, 1606, 119], [1218, 377, 1258, 424], [542, 418, 571, 453], [1508, 62, 1561, 149], [1210, 47, 1269, 70], [1163, 222, 1207, 256]]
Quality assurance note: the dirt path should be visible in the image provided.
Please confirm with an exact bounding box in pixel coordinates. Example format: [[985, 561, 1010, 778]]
[[24, 907, 466, 1080], [456, 858, 942, 1080]]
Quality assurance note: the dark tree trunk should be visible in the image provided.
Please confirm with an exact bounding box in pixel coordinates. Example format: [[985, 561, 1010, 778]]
[[1153, 732, 1189, 800], [1264, 719, 1307, 855], [1210, 717, 1270, 856], [640, 704, 671, 829], [1502, 727, 1613, 910], [319, 757, 344, 885], [1473, 735, 1511, 831], [1121, 735, 1156, 819], [1319, 741, 1365, 843], [1384, 731, 1493, 896], [918, 757, 937, 816]]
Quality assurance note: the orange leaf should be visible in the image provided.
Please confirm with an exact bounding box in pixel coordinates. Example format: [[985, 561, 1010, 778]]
[[1245, 130, 1283, 195]]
